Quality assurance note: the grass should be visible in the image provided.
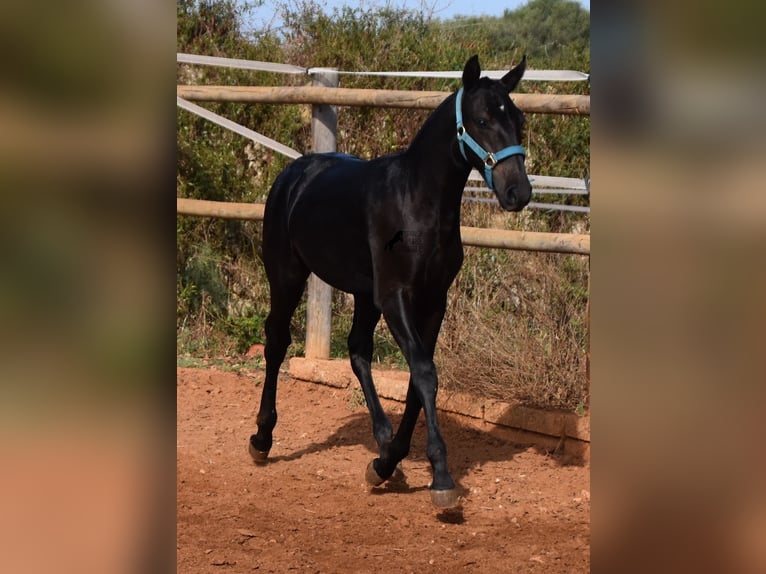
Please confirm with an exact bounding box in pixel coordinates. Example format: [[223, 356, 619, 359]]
[[176, 218, 589, 412], [346, 387, 368, 411], [435, 248, 588, 411], [176, 353, 265, 374]]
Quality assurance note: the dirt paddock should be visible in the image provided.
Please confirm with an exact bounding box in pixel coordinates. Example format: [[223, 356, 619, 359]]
[[177, 367, 590, 572]]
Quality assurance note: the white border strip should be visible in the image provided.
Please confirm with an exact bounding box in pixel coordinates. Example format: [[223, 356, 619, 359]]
[[177, 53, 588, 82], [468, 172, 588, 191], [311, 67, 589, 82], [176, 97, 302, 159], [464, 197, 590, 213], [466, 186, 589, 196], [177, 53, 307, 75], [529, 175, 589, 190]]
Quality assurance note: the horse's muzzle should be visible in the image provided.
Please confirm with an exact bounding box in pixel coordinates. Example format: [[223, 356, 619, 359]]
[[498, 182, 532, 212]]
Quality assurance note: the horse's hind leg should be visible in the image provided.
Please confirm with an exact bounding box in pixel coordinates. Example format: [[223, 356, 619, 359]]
[[348, 293, 392, 450], [249, 259, 309, 463]]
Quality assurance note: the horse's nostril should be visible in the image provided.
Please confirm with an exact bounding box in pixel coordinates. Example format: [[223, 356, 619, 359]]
[[510, 182, 531, 203], [505, 185, 519, 201], [501, 183, 531, 211]]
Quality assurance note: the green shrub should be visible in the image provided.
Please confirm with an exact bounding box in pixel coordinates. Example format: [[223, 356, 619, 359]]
[[226, 311, 266, 352]]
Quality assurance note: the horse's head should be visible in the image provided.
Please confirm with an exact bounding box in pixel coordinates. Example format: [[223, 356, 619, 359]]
[[457, 55, 532, 212]]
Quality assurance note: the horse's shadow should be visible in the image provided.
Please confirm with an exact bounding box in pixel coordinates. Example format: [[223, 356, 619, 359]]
[[267, 411, 372, 465], [264, 402, 584, 507]]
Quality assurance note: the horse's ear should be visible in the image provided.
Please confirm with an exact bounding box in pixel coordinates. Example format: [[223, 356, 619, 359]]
[[501, 55, 527, 92], [462, 55, 481, 90]]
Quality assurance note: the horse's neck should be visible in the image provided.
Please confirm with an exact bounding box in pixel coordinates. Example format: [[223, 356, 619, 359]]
[[405, 94, 471, 207]]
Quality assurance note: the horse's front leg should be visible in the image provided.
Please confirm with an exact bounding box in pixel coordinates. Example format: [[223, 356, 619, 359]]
[[371, 290, 458, 508], [365, 379, 420, 485]]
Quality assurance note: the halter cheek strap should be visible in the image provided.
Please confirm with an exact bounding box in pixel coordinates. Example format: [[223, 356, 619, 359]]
[[455, 87, 526, 191]]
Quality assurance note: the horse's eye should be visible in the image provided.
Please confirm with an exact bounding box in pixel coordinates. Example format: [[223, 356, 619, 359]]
[[477, 118, 489, 128]]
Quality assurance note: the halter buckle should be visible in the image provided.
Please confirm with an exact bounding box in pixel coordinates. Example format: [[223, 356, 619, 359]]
[[484, 153, 497, 168]]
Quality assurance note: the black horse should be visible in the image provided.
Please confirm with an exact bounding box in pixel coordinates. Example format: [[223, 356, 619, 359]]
[[250, 55, 532, 508]]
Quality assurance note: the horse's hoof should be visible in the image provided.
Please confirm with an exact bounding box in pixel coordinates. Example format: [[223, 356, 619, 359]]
[[430, 488, 459, 508], [365, 460, 386, 486], [248, 441, 269, 465]]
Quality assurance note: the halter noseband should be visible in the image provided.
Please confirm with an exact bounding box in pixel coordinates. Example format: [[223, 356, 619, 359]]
[[455, 87, 526, 192]]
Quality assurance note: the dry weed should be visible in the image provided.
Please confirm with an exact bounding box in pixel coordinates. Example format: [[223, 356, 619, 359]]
[[435, 246, 588, 411]]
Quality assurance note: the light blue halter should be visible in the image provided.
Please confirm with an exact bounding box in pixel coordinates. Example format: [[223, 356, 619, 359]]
[[455, 87, 526, 192]]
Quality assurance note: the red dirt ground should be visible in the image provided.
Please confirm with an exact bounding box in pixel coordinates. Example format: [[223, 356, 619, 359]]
[[177, 367, 590, 573]]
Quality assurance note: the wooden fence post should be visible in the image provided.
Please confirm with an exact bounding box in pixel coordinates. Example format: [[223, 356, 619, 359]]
[[304, 69, 338, 360]]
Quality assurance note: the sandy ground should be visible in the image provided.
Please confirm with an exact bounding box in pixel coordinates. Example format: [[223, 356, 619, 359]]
[[177, 367, 590, 573]]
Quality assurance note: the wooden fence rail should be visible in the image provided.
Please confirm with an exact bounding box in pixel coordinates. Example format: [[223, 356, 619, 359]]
[[176, 197, 590, 255], [176, 85, 590, 115]]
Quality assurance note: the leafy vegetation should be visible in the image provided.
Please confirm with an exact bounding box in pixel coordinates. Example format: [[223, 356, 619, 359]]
[[176, 0, 590, 410]]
